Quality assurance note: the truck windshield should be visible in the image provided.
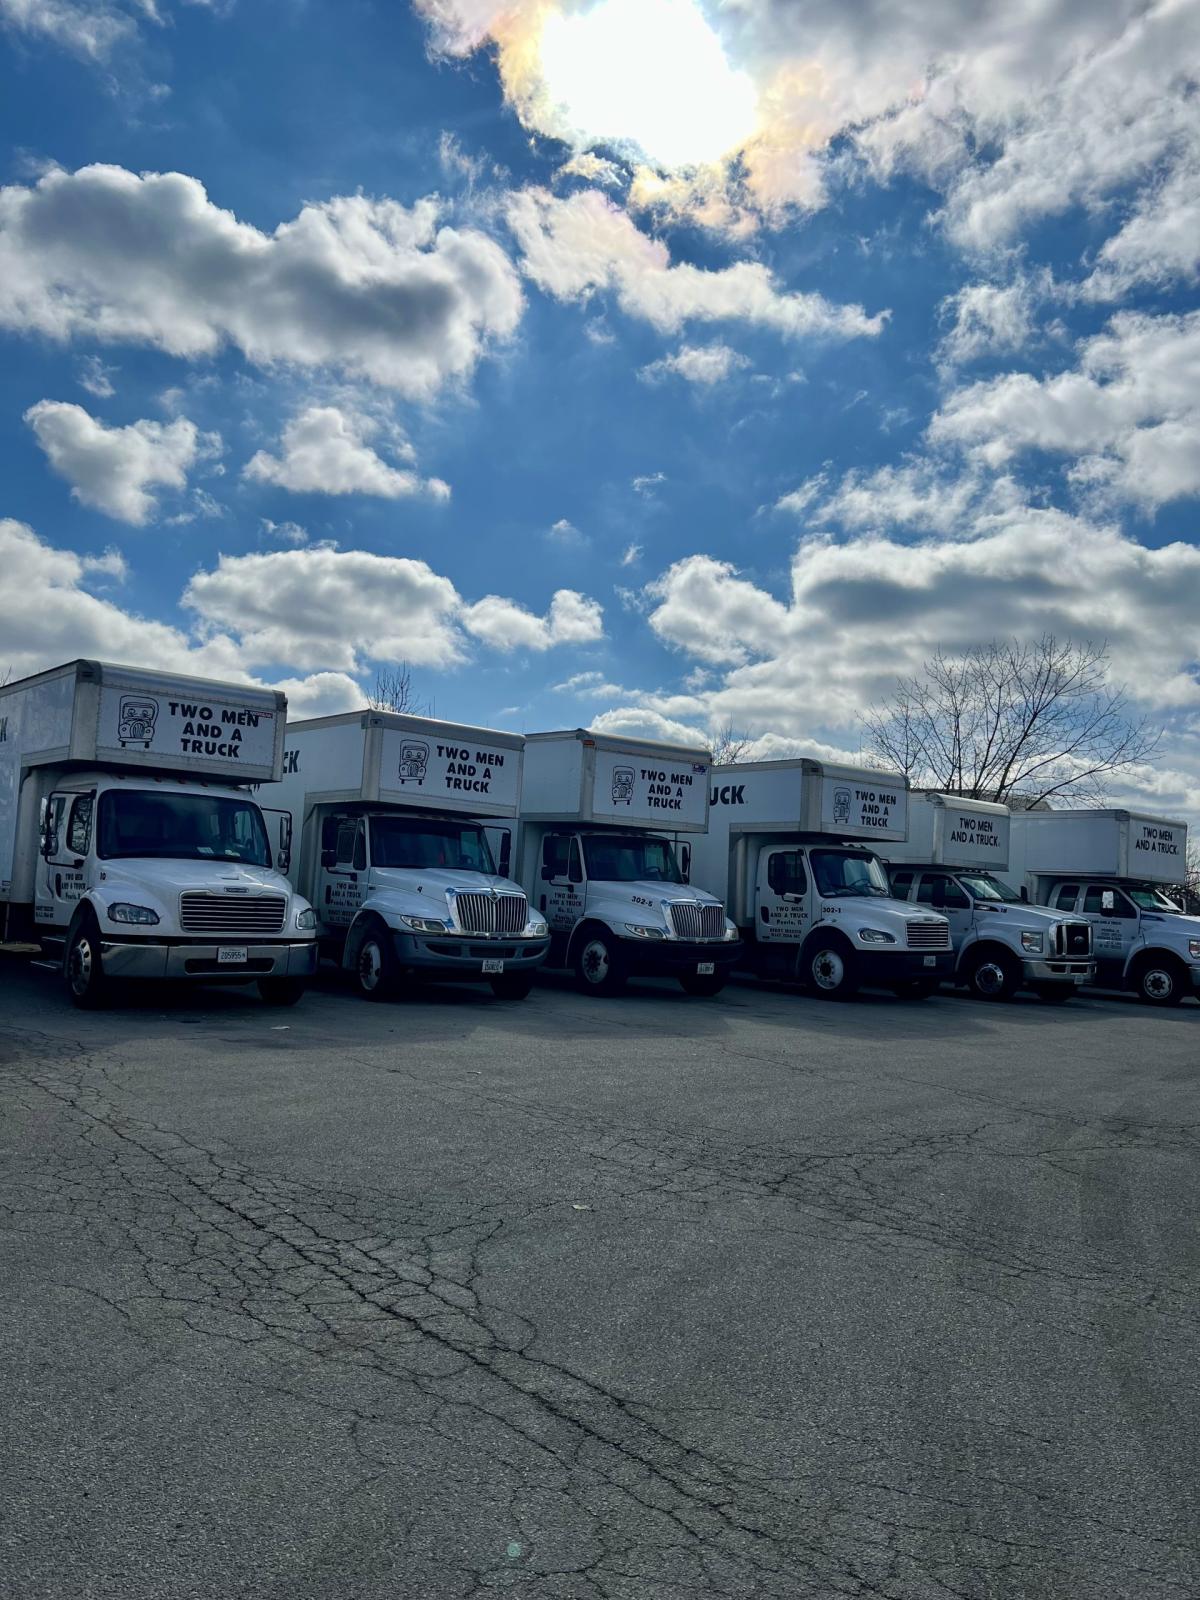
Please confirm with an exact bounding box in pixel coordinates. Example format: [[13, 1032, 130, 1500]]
[[958, 873, 1023, 904], [370, 817, 495, 873], [810, 849, 890, 898], [97, 790, 270, 865], [1127, 885, 1183, 911], [582, 835, 683, 883]]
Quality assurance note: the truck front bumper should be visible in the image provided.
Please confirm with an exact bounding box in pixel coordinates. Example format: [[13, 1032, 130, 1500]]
[[1021, 958, 1094, 986], [392, 932, 551, 980], [616, 937, 742, 977], [99, 936, 319, 981], [858, 949, 957, 985]]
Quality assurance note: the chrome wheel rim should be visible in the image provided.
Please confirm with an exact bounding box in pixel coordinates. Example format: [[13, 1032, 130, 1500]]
[[1143, 967, 1173, 1000], [68, 936, 92, 997], [581, 940, 610, 984], [358, 940, 383, 993], [974, 961, 1007, 997], [812, 949, 844, 990]]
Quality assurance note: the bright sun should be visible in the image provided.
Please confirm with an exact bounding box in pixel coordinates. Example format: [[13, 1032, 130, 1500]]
[[537, 0, 758, 171]]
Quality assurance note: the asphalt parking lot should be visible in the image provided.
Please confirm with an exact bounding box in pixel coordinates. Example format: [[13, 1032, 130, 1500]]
[[1, 961, 1198, 1600]]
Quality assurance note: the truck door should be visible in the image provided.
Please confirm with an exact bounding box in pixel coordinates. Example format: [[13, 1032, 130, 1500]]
[[319, 815, 367, 930], [916, 872, 973, 951], [40, 791, 93, 929], [1079, 883, 1138, 981], [540, 832, 584, 934], [757, 847, 812, 943]]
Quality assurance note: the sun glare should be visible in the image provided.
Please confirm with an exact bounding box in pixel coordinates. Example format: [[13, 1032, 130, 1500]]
[[537, 0, 758, 171]]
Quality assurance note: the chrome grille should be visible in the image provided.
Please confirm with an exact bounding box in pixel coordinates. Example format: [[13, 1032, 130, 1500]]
[[906, 920, 950, 950], [1056, 921, 1092, 957], [667, 902, 725, 941], [455, 892, 527, 935], [179, 892, 286, 935]]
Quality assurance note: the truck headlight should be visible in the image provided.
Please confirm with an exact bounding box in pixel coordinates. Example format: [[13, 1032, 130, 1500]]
[[724, 919, 739, 941], [400, 915, 449, 934], [108, 902, 159, 925], [1021, 931, 1044, 953], [525, 914, 549, 937], [1189, 939, 1200, 959], [295, 907, 316, 930], [858, 928, 896, 944], [624, 923, 665, 940]]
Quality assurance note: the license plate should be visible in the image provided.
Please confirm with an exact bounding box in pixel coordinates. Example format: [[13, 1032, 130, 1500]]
[[697, 962, 715, 975], [482, 959, 504, 974], [923, 955, 937, 967], [218, 946, 248, 965]]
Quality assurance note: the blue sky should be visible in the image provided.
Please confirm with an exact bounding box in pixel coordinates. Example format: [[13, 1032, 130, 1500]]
[[1, 0, 1198, 816]]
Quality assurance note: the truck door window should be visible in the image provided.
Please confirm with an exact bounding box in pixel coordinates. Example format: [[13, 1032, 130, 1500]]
[[335, 820, 358, 868], [353, 820, 367, 872], [568, 838, 584, 884], [889, 869, 914, 899], [1053, 884, 1080, 911], [67, 795, 93, 856], [1083, 885, 1135, 918], [542, 834, 570, 880], [767, 850, 807, 897], [918, 873, 969, 909]]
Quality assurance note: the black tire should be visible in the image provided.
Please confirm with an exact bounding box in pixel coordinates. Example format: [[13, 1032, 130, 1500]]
[[1131, 954, 1187, 1007], [490, 973, 534, 1001], [965, 946, 1021, 1002], [892, 978, 939, 999], [258, 977, 306, 1007], [353, 919, 399, 1001], [1033, 984, 1075, 1005], [678, 972, 728, 997], [573, 925, 627, 996], [64, 913, 108, 1010], [803, 936, 860, 1000]]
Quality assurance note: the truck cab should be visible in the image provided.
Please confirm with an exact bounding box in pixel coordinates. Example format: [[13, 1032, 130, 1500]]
[[313, 807, 549, 999], [1038, 878, 1200, 1006], [38, 772, 316, 1007], [532, 825, 738, 995]]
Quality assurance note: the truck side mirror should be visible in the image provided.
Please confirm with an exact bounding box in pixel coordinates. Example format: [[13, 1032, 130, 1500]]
[[540, 864, 552, 882], [497, 832, 512, 878], [1019, 885, 1029, 902], [40, 823, 56, 860], [679, 842, 691, 883], [277, 816, 292, 874]]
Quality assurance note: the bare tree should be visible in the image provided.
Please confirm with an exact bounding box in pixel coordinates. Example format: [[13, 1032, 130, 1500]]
[[709, 718, 753, 765], [367, 664, 427, 716], [861, 636, 1160, 807], [1180, 839, 1200, 916]]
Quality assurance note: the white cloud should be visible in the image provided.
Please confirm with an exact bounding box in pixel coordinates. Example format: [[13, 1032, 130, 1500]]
[[506, 187, 884, 339], [552, 668, 624, 695], [620, 541, 642, 566], [24, 400, 218, 524], [1082, 159, 1200, 301], [937, 280, 1040, 368], [930, 310, 1200, 508], [589, 705, 708, 747], [460, 589, 604, 652], [0, 164, 523, 398], [77, 354, 116, 398], [0, 0, 139, 61], [556, 151, 624, 188], [777, 461, 1019, 537], [259, 517, 309, 545], [632, 471, 666, 495], [548, 516, 583, 541], [272, 671, 364, 719], [244, 407, 450, 500], [639, 342, 750, 385]]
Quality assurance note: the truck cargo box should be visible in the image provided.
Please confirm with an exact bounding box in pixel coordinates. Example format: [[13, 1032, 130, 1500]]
[[708, 759, 908, 842], [884, 793, 1010, 869], [1011, 809, 1187, 885], [520, 730, 711, 833]]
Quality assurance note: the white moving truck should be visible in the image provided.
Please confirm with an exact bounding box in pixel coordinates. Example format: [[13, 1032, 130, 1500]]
[[273, 712, 550, 1000], [514, 730, 739, 995], [691, 760, 954, 998], [1003, 809, 1198, 1006], [0, 660, 317, 1008], [883, 794, 1094, 1002]]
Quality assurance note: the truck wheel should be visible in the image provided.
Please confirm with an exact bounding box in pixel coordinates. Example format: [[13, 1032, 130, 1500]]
[[679, 972, 728, 997], [355, 920, 398, 1001], [804, 937, 860, 1000], [490, 974, 534, 1000], [965, 948, 1020, 1002], [1033, 984, 1075, 1005], [258, 978, 306, 1007], [573, 926, 627, 996], [1131, 954, 1186, 1007], [65, 913, 108, 1010]]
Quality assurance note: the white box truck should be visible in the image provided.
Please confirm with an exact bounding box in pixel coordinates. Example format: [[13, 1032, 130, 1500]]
[[272, 712, 550, 999], [0, 660, 317, 1008], [1002, 810, 1199, 1006], [883, 794, 1094, 1002], [690, 760, 954, 998], [514, 729, 739, 996]]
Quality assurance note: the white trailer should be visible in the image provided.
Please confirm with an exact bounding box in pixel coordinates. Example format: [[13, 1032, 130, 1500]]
[[882, 794, 1093, 1001], [690, 760, 954, 999], [513, 729, 739, 996], [1002, 809, 1198, 1006], [272, 712, 550, 999], [0, 660, 316, 1007]]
